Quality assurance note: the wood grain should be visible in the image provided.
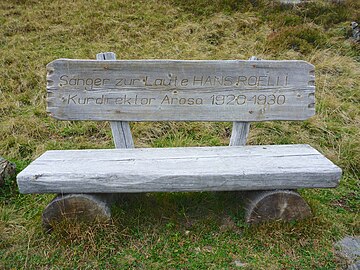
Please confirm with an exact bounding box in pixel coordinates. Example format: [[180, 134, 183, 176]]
[[229, 121, 250, 146], [228, 57, 312, 224], [46, 59, 315, 121], [41, 53, 136, 231], [17, 144, 341, 194], [228, 55, 254, 147], [42, 193, 112, 232], [96, 52, 134, 148], [244, 190, 312, 223]]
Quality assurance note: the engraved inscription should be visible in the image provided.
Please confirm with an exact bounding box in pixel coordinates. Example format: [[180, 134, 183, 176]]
[[160, 95, 203, 105], [210, 94, 286, 106], [62, 92, 288, 107], [58, 74, 289, 90], [57, 71, 292, 108], [59, 75, 110, 90], [66, 94, 156, 105], [46, 59, 315, 121]]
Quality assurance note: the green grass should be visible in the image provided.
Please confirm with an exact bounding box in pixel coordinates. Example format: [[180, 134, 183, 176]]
[[0, 0, 359, 269]]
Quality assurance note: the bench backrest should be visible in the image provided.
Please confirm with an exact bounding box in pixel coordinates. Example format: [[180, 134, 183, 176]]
[[46, 59, 315, 122]]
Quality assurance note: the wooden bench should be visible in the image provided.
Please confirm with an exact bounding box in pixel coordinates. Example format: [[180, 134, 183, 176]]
[[17, 52, 342, 230]]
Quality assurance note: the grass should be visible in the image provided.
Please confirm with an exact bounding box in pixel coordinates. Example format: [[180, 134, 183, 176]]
[[0, 0, 359, 269]]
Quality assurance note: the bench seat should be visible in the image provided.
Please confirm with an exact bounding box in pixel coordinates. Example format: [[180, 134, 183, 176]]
[[17, 144, 341, 194]]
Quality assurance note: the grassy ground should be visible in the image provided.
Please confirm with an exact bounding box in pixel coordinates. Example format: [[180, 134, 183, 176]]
[[0, 0, 359, 269]]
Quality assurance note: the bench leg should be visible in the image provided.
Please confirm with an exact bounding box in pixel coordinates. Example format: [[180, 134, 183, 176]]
[[42, 193, 116, 232], [243, 190, 312, 224]]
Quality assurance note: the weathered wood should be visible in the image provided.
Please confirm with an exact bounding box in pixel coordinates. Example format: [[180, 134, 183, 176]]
[[228, 60, 254, 147], [0, 156, 16, 187], [46, 59, 315, 121], [229, 122, 311, 225], [42, 193, 113, 232], [109, 121, 134, 148], [17, 53, 340, 228], [229, 58, 252, 147], [229, 57, 313, 224], [17, 144, 341, 194], [96, 52, 134, 148], [244, 190, 312, 223], [42, 53, 134, 231], [96, 52, 135, 215], [229, 122, 250, 146]]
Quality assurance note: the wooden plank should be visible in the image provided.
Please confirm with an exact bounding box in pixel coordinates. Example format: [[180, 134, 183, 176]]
[[109, 121, 134, 148], [228, 57, 256, 147], [17, 144, 341, 194], [229, 121, 250, 146], [95, 52, 134, 148], [46, 59, 315, 121], [42, 53, 136, 232], [228, 57, 312, 224]]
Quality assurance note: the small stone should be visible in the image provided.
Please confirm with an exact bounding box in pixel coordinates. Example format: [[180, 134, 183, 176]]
[[347, 262, 360, 270], [202, 245, 213, 253], [0, 156, 16, 187], [234, 260, 247, 267], [220, 215, 236, 232], [335, 236, 360, 269], [351, 22, 360, 43], [336, 236, 360, 260], [279, 0, 303, 4], [185, 230, 190, 235]]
